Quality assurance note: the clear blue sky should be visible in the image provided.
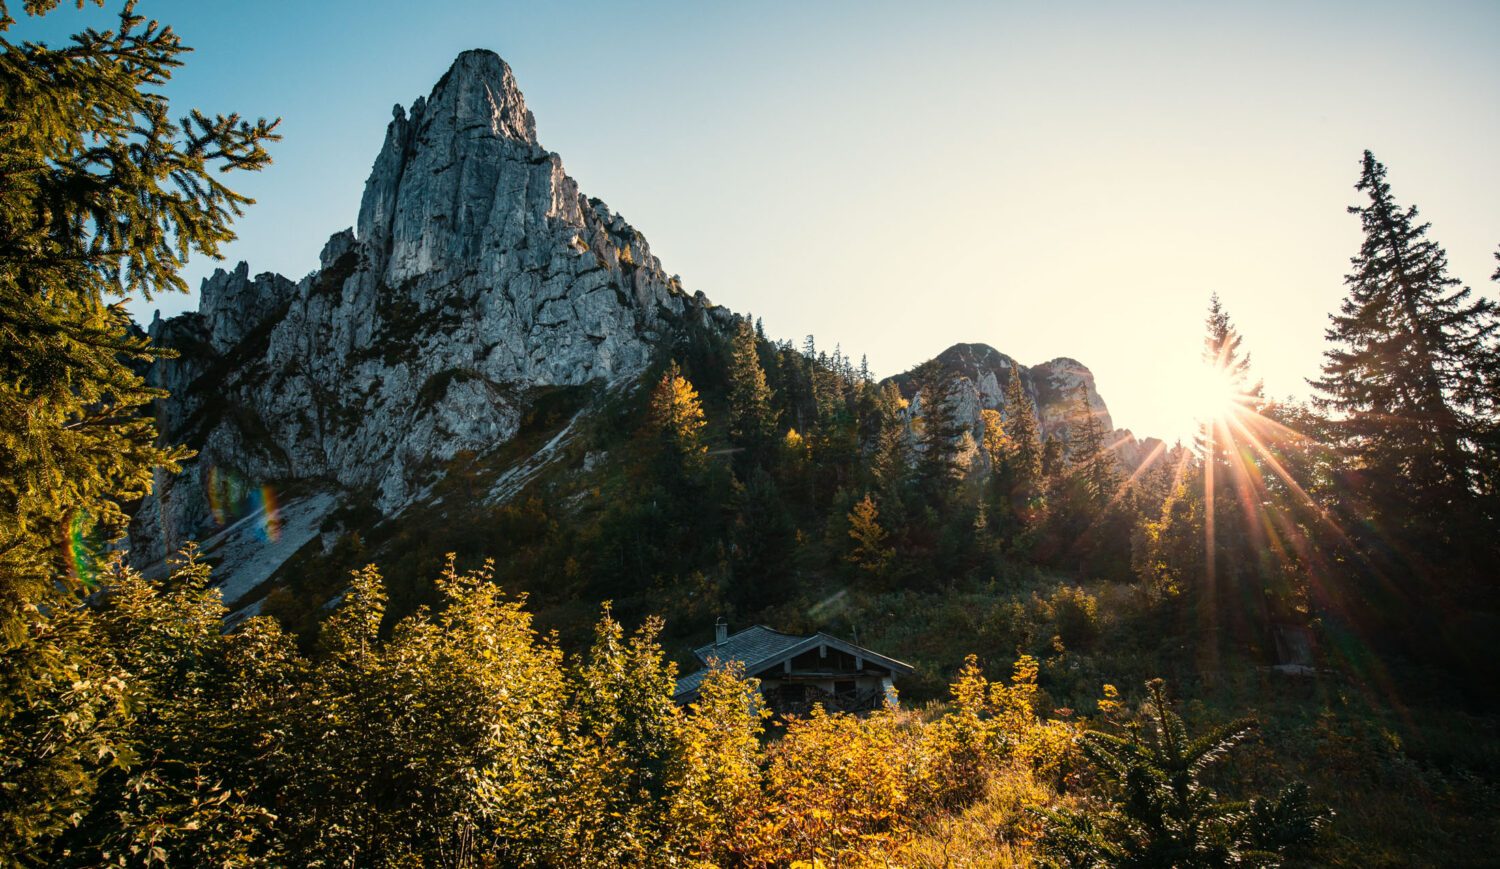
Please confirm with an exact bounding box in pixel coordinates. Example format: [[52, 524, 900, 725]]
[[14, 1, 1500, 440]]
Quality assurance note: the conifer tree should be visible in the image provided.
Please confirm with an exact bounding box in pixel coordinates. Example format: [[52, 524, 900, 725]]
[[1476, 247, 1500, 502], [0, 5, 278, 857], [647, 360, 708, 461], [1039, 679, 1327, 867], [979, 408, 1009, 468], [1195, 296, 1287, 648], [845, 493, 893, 577], [871, 385, 912, 526], [728, 468, 796, 604], [1037, 384, 1128, 576], [1197, 294, 1264, 486], [0, 1, 279, 634], [1310, 152, 1500, 530], [1041, 435, 1065, 480], [1203, 295, 1260, 395], [912, 359, 963, 502], [1002, 366, 1043, 493], [726, 319, 776, 450], [1068, 383, 1118, 505]]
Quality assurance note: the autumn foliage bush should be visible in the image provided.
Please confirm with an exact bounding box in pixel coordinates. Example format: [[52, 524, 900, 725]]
[[7, 547, 1333, 868], [8, 551, 1100, 866]]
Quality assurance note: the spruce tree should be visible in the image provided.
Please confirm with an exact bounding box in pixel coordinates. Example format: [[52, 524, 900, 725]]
[[1038, 383, 1128, 576], [1002, 365, 1043, 493], [844, 493, 892, 578], [1310, 152, 1500, 530], [726, 319, 776, 451], [0, 4, 278, 856], [1197, 294, 1263, 504], [1196, 297, 1275, 653], [1041, 435, 1066, 480], [1203, 294, 1263, 405], [0, 2, 279, 633], [871, 384, 912, 526], [1478, 247, 1500, 502], [1068, 383, 1118, 505], [1038, 679, 1328, 867], [911, 359, 963, 503]]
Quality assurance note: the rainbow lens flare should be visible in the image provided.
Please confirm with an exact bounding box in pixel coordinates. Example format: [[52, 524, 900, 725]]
[[203, 464, 283, 543], [252, 485, 282, 543]]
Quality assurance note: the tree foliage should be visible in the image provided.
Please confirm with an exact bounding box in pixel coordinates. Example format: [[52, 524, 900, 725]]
[[844, 492, 892, 578], [1311, 151, 1499, 532], [0, 1, 279, 631], [726, 319, 777, 452], [1039, 679, 1328, 868]]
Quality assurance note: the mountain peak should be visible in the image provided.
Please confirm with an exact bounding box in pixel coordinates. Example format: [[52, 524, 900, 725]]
[[356, 50, 540, 270], [425, 49, 537, 145], [883, 342, 1114, 443], [134, 49, 724, 591]]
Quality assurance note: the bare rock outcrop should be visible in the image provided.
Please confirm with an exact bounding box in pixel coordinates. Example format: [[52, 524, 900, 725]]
[[132, 50, 728, 585], [887, 342, 1158, 473]]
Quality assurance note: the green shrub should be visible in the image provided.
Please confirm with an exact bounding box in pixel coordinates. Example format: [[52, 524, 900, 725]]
[[1037, 678, 1329, 868]]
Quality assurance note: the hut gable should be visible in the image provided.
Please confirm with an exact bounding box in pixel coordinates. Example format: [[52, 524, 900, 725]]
[[674, 621, 914, 715]]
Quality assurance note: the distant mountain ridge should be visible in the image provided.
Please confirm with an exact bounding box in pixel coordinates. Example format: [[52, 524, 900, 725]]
[[884, 342, 1161, 469], [131, 50, 1153, 613]]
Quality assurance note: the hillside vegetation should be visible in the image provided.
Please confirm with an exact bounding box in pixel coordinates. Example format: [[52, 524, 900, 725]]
[[3, 3, 1498, 866]]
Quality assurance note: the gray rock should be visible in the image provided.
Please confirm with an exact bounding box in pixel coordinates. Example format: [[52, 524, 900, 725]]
[[131, 50, 712, 591], [886, 343, 1112, 443], [886, 343, 1155, 474]]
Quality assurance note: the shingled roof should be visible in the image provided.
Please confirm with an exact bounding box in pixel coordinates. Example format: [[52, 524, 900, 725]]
[[674, 626, 806, 699], [692, 625, 806, 668]]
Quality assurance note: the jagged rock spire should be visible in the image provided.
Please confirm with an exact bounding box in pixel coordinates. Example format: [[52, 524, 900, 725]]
[[359, 50, 580, 290], [132, 50, 726, 587], [429, 49, 537, 145]]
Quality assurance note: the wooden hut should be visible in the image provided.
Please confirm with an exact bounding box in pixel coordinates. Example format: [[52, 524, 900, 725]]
[[674, 619, 914, 715]]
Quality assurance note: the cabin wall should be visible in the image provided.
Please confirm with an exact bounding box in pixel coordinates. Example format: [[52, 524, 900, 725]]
[[755, 666, 896, 715]]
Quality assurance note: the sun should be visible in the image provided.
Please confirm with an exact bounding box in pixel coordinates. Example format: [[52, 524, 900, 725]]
[[1176, 361, 1247, 439]]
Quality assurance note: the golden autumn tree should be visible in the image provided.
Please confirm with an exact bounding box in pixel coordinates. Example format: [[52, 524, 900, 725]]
[[845, 492, 893, 577], [558, 609, 685, 866], [647, 360, 708, 461], [758, 707, 918, 865], [980, 407, 1010, 466]]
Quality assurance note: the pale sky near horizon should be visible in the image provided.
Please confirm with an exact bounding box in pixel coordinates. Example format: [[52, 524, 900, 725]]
[[14, 1, 1500, 441]]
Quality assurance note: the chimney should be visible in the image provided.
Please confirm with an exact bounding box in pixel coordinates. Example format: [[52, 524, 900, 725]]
[[715, 617, 728, 646]]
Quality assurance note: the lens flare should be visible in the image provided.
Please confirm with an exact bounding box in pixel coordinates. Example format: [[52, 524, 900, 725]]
[[202, 463, 282, 543], [206, 464, 247, 525], [255, 485, 282, 543]]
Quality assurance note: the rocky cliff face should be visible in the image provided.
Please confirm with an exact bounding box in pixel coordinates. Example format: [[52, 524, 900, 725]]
[[131, 50, 729, 589], [886, 343, 1161, 470], [130, 51, 1152, 608]]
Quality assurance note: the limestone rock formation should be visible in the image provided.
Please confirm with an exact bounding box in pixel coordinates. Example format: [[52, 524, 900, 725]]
[[131, 50, 729, 592], [130, 51, 1154, 609], [886, 343, 1160, 470]]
